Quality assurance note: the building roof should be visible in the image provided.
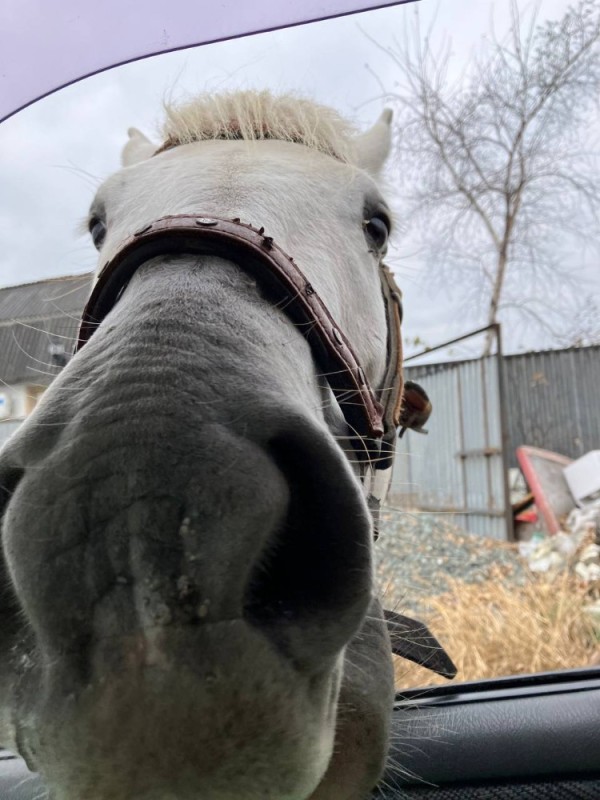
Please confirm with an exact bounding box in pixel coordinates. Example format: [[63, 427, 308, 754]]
[[0, 273, 92, 384]]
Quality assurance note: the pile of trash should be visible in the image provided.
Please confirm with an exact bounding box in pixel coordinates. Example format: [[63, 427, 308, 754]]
[[513, 447, 600, 637], [518, 500, 600, 582], [514, 446, 600, 589]]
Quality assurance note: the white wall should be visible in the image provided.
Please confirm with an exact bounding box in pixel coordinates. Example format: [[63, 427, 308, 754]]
[[0, 382, 34, 420], [0, 383, 45, 449]]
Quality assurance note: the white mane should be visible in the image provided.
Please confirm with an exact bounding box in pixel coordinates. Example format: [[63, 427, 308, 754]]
[[159, 90, 358, 163]]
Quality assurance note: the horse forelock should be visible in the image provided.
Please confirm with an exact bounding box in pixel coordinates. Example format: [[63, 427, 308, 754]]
[[158, 90, 358, 163]]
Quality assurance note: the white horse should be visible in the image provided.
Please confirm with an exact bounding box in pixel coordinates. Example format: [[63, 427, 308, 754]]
[[0, 91, 431, 800]]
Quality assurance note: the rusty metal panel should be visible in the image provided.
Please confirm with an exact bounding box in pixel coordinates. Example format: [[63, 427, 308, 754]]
[[390, 349, 510, 540]]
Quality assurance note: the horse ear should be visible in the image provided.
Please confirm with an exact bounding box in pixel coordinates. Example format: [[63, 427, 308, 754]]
[[354, 109, 393, 175], [121, 127, 156, 166]]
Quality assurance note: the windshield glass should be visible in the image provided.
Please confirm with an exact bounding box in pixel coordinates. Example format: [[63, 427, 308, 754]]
[[1, 2, 599, 695]]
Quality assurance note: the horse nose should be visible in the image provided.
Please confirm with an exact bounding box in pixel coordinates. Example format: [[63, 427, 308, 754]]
[[1, 409, 372, 677], [242, 426, 373, 672], [120, 420, 373, 674]]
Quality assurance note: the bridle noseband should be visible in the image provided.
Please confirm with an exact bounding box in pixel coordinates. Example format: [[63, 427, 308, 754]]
[[76, 213, 454, 680], [77, 214, 428, 473], [78, 215, 387, 439]]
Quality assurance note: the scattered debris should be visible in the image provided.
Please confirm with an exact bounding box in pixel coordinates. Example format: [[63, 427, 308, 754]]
[[517, 499, 600, 581]]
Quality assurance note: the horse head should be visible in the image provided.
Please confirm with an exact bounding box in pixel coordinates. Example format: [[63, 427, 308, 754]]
[[0, 91, 407, 799]]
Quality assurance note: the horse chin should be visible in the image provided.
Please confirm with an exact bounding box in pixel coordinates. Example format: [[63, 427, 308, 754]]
[[16, 622, 342, 800]]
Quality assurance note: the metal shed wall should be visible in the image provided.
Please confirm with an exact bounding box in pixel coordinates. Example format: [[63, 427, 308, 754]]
[[503, 346, 600, 467], [391, 354, 510, 540]]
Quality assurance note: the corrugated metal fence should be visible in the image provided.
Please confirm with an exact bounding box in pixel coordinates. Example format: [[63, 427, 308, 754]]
[[503, 346, 600, 467], [390, 335, 599, 541], [390, 329, 512, 540]]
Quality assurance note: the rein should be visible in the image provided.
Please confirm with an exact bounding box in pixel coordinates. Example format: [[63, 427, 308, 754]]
[[76, 213, 455, 680]]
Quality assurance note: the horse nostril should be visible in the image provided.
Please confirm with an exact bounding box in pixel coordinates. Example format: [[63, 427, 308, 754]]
[[0, 465, 25, 611], [0, 465, 24, 518], [243, 432, 373, 670]]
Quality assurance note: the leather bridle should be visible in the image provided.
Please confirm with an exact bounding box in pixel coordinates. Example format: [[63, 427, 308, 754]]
[[75, 213, 454, 680], [76, 215, 430, 518]]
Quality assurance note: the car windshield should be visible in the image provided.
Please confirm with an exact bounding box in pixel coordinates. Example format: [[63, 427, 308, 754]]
[[0, 1, 599, 702]]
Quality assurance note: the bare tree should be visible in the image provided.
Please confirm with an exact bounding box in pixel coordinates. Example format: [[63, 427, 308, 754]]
[[559, 296, 600, 345], [366, 0, 600, 354]]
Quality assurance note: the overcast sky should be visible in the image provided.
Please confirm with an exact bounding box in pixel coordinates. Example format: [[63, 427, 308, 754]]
[[0, 0, 596, 356]]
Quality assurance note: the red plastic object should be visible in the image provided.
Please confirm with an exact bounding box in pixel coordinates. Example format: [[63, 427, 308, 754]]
[[516, 446, 574, 536]]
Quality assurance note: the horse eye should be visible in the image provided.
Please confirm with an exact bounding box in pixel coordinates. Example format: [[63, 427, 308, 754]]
[[89, 217, 107, 249], [363, 214, 390, 250]]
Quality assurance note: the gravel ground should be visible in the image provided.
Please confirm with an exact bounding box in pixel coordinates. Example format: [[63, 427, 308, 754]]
[[375, 509, 528, 615]]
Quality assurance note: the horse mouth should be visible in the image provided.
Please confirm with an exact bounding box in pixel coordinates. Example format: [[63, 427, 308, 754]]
[[20, 620, 340, 800]]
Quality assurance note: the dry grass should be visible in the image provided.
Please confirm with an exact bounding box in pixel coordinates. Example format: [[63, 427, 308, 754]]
[[394, 567, 600, 690]]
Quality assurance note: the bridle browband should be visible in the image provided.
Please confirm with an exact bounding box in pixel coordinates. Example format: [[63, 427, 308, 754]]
[[76, 213, 454, 680]]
